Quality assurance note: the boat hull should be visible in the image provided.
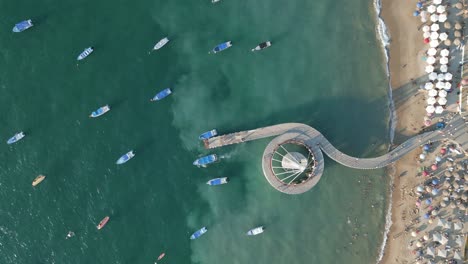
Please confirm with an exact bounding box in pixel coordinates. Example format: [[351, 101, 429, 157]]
[[151, 88, 172, 101], [97, 216, 110, 230], [199, 129, 218, 140], [193, 154, 218, 167], [7, 132, 25, 144], [153, 37, 169, 50], [116, 151, 135, 164], [32, 175, 46, 186], [207, 177, 228, 186], [252, 41, 271, 52], [247, 226, 264, 235], [12, 20, 33, 32], [211, 41, 232, 53], [190, 227, 207, 240], [90, 105, 110, 117], [77, 47, 94, 61]]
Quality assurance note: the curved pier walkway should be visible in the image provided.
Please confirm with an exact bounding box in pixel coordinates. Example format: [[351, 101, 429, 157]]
[[204, 114, 467, 194]]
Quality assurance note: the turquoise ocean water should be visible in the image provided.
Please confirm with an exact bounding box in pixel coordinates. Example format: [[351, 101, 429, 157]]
[[0, 0, 392, 263]]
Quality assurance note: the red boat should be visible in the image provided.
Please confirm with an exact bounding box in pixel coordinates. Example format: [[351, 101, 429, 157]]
[[157, 253, 165, 260], [97, 216, 109, 230]]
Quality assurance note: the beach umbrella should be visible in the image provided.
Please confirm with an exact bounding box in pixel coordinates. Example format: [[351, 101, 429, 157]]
[[429, 39, 439, 47], [423, 144, 430, 151], [423, 25, 431, 32], [425, 198, 432, 205], [416, 2, 423, 8], [434, 156, 442, 163], [430, 23, 440, 31], [436, 81, 445, 88], [426, 247, 435, 257], [454, 251, 462, 260], [428, 89, 437, 97], [413, 10, 420, 16], [440, 57, 448, 64], [431, 164, 438, 171], [426, 186, 432, 193], [454, 22, 462, 30], [431, 188, 439, 195], [430, 14, 439, 22], [454, 30, 461, 38], [453, 38, 461, 46], [453, 172, 460, 180], [454, 221, 464, 230], [438, 32, 448, 41], [433, 0, 442, 5], [416, 200, 422, 207], [433, 233, 441, 241], [424, 37, 430, 44], [436, 5, 446, 13], [427, 47, 437, 55], [416, 185, 424, 192], [419, 153, 426, 160], [462, 192, 468, 201], [437, 73, 445, 81], [438, 90, 447, 97], [432, 178, 439, 185], [426, 105, 435, 114], [444, 82, 451, 90], [427, 96, 437, 105], [438, 97, 447, 105], [455, 2, 462, 9], [444, 171, 451, 177], [420, 15, 427, 23], [440, 64, 448, 72], [411, 231, 418, 237], [426, 56, 436, 64], [424, 82, 434, 89], [424, 118, 432, 126], [416, 241, 422, 247], [430, 31, 439, 40], [462, 78, 468, 85], [444, 21, 451, 29], [431, 209, 438, 215], [428, 72, 438, 80], [437, 249, 447, 258], [435, 105, 444, 114], [440, 48, 449, 57], [423, 213, 430, 219], [440, 236, 448, 245], [423, 170, 429, 177], [443, 39, 451, 46], [455, 236, 463, 246], [438, 13, 447, 22], [425, 65, 435, 73], [423, 31, 431, 39], [460, 203, 466, 210], [440, 200, 447, 207], [427, 4, 436, 13], [444, 73, 452, 81], [423, 234, 429, 240]]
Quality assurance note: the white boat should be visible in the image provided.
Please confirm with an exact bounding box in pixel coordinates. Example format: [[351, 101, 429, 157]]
[[77, 47, 94, 61], [212, 0, 221, 2], [152, 37, 169, 51], [90, 105, 110, 118], [207, 177, 228, 186], [251, 41, 271, 52], [247, 226, 264, 236], [7, 132, 25, 144], [116, 151, 135, 165], [12, 20, 33, 32]]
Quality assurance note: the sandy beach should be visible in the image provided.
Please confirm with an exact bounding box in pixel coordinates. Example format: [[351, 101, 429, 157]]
[[380, 0, 467, 262]]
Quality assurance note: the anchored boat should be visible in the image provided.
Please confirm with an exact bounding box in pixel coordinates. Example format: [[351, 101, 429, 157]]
[[97, 216, 110, 230], [190, 227, 207, 240], [207, 177, 228, 186], [12, 20, 33, 32], [116, 151, 135, 165], [32, 175, 46, 186], [7, 132, 25, 144], [199, 129, 217, 140], [209, 41, 232, 54], [251, 41, 271, 52], [151, 88, 172, 101], [247, 226, 264, 236], [152, 37, 170, 51], [193, 154, 218, 167], [90, 105, 110, 118], [77, 47, 94, 61]]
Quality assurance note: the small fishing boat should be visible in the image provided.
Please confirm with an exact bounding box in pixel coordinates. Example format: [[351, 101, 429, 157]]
[[209, 41, 232, 54], [190, 227, 207, 240], [199, 129, 217, 140], [97, 216, 110, 230], [116, 151, 135, 165], [157, 253, 165, 261], [77, 47, 94, 61], [151, 88, 172, 101], [193, 154, 218, 167], [212, 0, 221, 2], [89, 105, 110, 118], [251, 41, 271, 52], [32, 175, 46, 186], [152, 37, 170, 51], [12, 20, 33, 32], [247, 226, 264, 236], [7, 132, 25, 144], [207, 177, 228, 186]]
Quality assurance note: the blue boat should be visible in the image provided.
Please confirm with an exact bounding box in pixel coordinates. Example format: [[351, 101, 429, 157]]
[[190, 227, 207, 240], [12, 20, 33, 32], [116, 151, 135, 165], [193, 154, 218, 167], [89, 105, 110, 118], [7, 132, 25, 144], [199, 129, 218, 140], [77, 47, 94, 61], [209, 41, 232, 54], [151, 88, 172, 101], [207, 177, 228, 186]]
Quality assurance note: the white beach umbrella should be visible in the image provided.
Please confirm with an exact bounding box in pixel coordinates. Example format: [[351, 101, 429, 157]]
[[436, 81, 445, 88], [440, 64, 448, 72], [425, 65, 435, 73], [437, 249, 447, 258], [444, 72, 452, 81], [423, 25, 431, 32], [433, 0, 442, 4], [438, 97, 447, 105], [433, 233, 442, 241], [436, 5, 446, 13], [428, 72, 438, 80], [444, 39, 451, 46], [427, 5, 436, 13], [438, 90, 447, 97], [438, 13, 447, 22], [428, 89, 438, 96], [430, 23, 440, 31], [437, 73, 445, 81], [426, 105, 436, 113], [426, 247, 435, 257], [439, 32, 448, 41], [453, 222, 463, 230], [430, 31, 439, 40], [416, 241, 423, 248], [444, 82, 451, 90], [440, 57, 448, 64], [423, 31, 431, 38], [429, 39, 439, 47], [427, 56, 436, 64], [425, 82, 434, 89], [430, 14, 439, 22], [427, 97, 437, 104], [420, 10, 428, 19], [435, 105, 444, 114], [427, 47, 437, 55], [440, 48, 449, 56], [455, 236, 463, 246], [439, 235, 448, 244], [454, 251, 462, 260], [423, 234, 429, 241], [454, 30, 461, 38]]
